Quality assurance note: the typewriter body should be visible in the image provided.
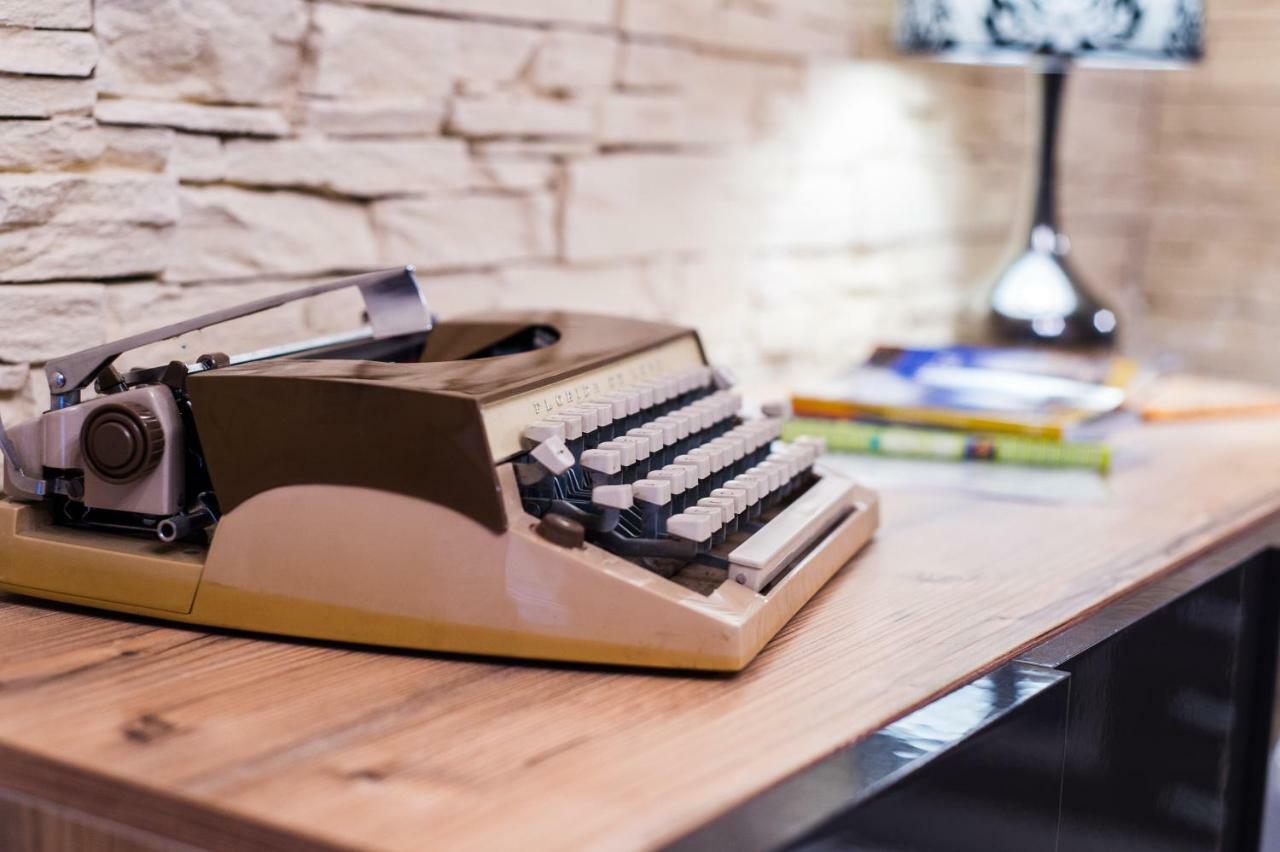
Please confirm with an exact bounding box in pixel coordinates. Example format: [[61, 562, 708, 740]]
[[0, 268, 878, 670]]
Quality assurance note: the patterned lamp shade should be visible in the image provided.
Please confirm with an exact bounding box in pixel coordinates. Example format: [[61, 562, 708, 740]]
[[898, 0, 1204, 66]]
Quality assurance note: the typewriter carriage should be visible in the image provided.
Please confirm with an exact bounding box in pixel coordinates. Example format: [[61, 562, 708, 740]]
[[0, 267, 432, 542]]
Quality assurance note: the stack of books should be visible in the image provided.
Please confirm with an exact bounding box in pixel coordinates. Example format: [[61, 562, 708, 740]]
[[786, 345, 1138, 473]]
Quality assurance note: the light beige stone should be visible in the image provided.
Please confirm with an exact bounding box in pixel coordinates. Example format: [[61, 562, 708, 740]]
[[0, 361, 28, 392], [476, 139, 597, 158], [415, 270, 505, 317], [701, 254, 891, 369], [532, 30, 618, 93], [0, 117, 103, 171], [448, 93, 595, 139], [0, 223, 172, 282], [95, 98, 291, 136], [308, 4, 540, 99], [100, 126, 173, 172], [0, 168, 175, 278], [0, 0, 91, 29], [0, 74, 95, 118], [0, 26, 97, 77], [171, 133, 225, 183], [372, 194, 555, 270], [168, 186, 378, 281], [471, 157, 558, 192], [342, 0, 613, 26], [562, 154, 733, 260], [563, 153, 876, 261], [223, 138, 474, 198], [618, 42, 688, 90], [0, 171, 177, 229], [0, 283, 106, 362], [596, 93, 754, 146], [621, 0, 849, 58], [95, 0, 306, 106], [498, 263, 665, 318], [302, 99, 446, 137], [0, 370, 39, 426]]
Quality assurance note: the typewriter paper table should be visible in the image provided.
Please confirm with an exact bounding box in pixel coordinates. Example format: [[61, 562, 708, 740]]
[[0, 418, 1278, 851]]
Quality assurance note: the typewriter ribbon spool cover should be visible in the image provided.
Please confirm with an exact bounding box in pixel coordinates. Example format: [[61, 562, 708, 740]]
[[0, 268, 878, 671]]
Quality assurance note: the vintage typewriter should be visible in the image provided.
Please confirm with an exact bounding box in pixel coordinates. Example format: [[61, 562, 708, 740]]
[[0, 268, 878, 670]]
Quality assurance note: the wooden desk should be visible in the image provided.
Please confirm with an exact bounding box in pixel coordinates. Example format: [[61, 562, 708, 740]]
[[1, 419, 1278, 851]]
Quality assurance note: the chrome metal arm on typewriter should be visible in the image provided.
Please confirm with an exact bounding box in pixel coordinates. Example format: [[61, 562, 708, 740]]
[[43, 266, 430, 409]]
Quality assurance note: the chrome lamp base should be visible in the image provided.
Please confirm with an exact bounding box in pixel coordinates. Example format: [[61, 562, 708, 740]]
[[989, 225, 1117, 344]]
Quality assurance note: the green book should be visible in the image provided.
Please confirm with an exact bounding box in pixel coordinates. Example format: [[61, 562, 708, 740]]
[[783, 418, 1110, 473]]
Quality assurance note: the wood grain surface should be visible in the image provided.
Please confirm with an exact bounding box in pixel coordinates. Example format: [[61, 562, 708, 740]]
[[1, 418, 1279, 851]]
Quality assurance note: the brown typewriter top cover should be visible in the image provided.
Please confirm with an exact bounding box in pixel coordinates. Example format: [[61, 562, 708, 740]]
[[186, 312, 698, 535]]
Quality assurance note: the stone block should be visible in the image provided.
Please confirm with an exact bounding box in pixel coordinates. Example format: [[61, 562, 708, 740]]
[[0, 117, 104, 171], [498, 263, 665, 318], [532, 30, 618, 93], [308, 3, 539, 99], [448, 93, 594, 139], [302, 99, 446, 137], [0, 74, 95, 118], [415, 270, 505, 317], [0, 361, 27, 392], [0, 373, 39, 426], [95, 0, 306, 105], [470, 156, 558, 192], [95, 98, 290, 137], [563, 153, 870, 261], [0, 171, 176, 228], [0, 26, 97, 77], [100, 126, 174, 172], [223, 138, 474, 197], [596, 93, 754, 146], [342, 0, 613, 26], [0, 283, 105, 362], [0, 223, 172, 282], [372, 194, 555, 270], [168, 186, 378, 281], [621, 0, 850, 57], [476, 139, 597, 158], [618, 42, 688, 90], [0, 0, 91, 28], [171, 133, 225, 183]]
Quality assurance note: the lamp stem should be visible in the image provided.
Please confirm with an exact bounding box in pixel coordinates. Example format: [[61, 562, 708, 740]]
[[1031, 66, 1066, 235], [985, 60, 1116, 345]]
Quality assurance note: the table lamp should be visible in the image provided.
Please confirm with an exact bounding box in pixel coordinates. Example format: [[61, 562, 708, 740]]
[[896, 0, 1204, 346]]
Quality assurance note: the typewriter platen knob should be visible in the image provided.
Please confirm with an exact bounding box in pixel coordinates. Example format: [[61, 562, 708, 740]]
[[81, 402, 165, 484]]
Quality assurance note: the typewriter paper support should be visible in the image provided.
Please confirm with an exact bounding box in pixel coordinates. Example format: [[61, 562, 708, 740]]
[[44, 265, 430, 408]]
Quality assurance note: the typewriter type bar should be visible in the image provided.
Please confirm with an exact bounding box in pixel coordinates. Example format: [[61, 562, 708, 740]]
[[0, 274, 877, 671]]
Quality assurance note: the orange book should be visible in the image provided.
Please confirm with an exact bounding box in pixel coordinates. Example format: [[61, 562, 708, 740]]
[[1130, 374, 1280, 422]]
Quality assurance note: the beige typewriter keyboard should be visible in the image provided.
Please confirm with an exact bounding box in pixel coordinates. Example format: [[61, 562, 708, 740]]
[[508, 362, 849, 592]]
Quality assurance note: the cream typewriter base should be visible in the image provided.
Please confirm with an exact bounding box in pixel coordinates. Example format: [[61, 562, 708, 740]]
[[0, 466, 878, 671]]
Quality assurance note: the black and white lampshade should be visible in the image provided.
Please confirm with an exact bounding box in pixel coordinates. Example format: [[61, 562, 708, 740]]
[[898, 0, 1204, 66]]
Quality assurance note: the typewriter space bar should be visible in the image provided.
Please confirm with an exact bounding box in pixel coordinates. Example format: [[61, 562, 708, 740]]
[[727, 476, 857, 591]]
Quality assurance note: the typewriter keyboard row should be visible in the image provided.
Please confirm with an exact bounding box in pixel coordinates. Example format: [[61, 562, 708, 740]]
[[515, 365, 849, 591]]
